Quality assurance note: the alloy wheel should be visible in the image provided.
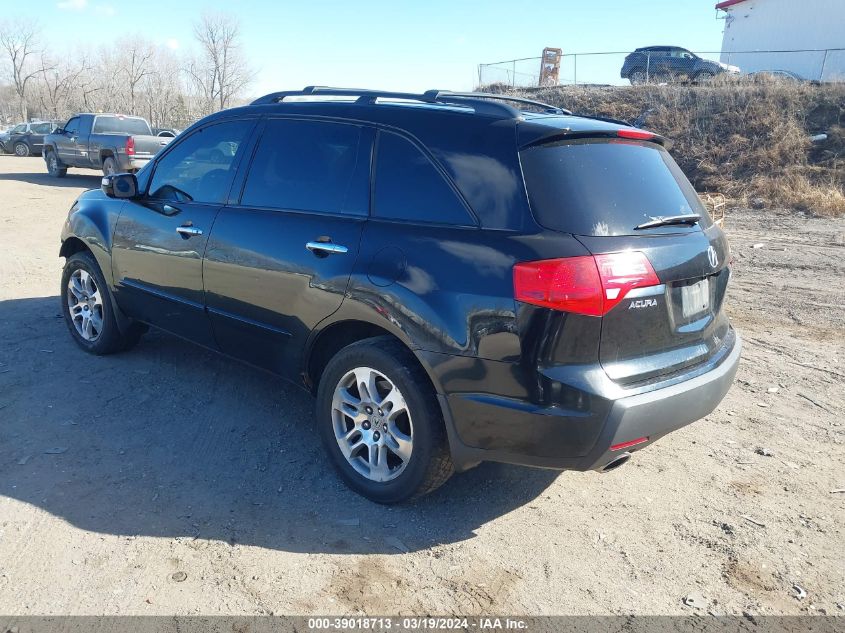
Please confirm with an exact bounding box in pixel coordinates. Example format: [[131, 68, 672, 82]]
[[67, 268, 104, 342], [14, 143, 28, 157], [331, 366, 414, 483]]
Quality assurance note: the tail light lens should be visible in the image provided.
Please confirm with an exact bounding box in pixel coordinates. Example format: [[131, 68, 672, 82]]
[[125, 136, 135, 156], [513, 251, 660, 316]]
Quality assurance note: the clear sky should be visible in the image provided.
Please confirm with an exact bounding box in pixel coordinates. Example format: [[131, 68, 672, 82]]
[[32, 0, 727, 96]]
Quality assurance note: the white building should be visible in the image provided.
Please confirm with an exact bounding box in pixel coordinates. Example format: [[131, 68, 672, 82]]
[[716, 0, 845, 81]]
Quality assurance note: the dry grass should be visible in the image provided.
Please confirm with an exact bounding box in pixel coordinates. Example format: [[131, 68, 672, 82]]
[[509, 79, 845, 216]]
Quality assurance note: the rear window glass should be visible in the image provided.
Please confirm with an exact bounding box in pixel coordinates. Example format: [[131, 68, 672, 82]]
[[93, 116, 151, 135], [520, 140, 712, 236]]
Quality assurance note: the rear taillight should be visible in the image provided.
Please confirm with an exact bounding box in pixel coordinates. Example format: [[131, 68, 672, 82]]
[[126, 136, 135, 156], [513, 251, 660, 316]]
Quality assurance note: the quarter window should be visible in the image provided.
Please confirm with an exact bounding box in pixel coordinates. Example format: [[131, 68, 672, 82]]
[[374, 132, 473, 225], [148, 120, 253, 204], [240, 119, 368, 215]]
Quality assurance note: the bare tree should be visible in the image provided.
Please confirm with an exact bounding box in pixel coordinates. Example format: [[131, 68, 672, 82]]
[[0, 17, 254, 127], [0, 19, 48, 120], [141, 48, 188, 128], [36, 52, 86, 120], [188, 13, 254, 115], [121, 38, 155, 115]]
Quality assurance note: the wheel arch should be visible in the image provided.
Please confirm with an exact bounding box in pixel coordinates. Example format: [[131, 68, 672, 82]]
[[59, 236, 90, 259], [304, 318, 444, 396], [60, 204, 120, 288]]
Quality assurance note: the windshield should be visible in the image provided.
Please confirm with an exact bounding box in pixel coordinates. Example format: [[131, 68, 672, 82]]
[[520, 139, 712, 236], [92, 116, 152, 136]]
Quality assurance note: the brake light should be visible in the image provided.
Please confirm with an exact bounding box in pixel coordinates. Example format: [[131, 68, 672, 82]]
[[513, 252, 659, 316], [617, 128, 655, 140], [126, 136, 135, 156]]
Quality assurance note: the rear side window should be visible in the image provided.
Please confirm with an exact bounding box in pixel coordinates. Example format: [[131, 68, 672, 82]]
[[148, 119, 253, 204], [240, 119, 368, 215], [374, 131, 474, 225], [31, 123, 52, 134], [92, 116, 152, 135], [520, 140, 712, 236]]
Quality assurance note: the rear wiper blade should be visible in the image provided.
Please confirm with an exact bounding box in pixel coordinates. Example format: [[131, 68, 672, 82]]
[[634, 214, 701, 230]]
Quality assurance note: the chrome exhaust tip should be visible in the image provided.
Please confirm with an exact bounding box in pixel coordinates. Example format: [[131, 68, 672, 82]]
[[600, 452, 631, 473]]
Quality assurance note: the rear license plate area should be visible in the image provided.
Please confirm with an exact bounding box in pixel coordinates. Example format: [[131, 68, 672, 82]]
[[681, 278, 710, 318]]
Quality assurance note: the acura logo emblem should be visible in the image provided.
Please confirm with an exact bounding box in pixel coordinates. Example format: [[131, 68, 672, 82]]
[[707, 245, 718, 268]]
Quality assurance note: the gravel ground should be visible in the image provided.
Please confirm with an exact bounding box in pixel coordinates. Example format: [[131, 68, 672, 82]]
[[0, 155, 842, 616]]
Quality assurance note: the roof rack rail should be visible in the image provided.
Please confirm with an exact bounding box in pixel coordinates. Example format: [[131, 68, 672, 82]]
[[249, 86, 571, 118], [436, 91, 572, 115]]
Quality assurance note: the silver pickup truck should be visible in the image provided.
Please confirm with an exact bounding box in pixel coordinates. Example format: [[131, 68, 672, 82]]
[[43, 113, 173, 178]]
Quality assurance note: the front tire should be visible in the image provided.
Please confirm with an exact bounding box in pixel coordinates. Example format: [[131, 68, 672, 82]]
[[316, 337, 453, 503], [696, 70, 715, 83], [46, 150, 67, 178], [61, 251, 144, 355], [14, 142, 30, 157]]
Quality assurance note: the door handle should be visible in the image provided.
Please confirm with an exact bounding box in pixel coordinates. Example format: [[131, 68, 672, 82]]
[[306, 241, 348, 255], [176, 226, 203, 237]]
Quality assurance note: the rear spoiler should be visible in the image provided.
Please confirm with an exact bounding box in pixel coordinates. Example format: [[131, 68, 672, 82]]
[[519, 127, 669, 150]]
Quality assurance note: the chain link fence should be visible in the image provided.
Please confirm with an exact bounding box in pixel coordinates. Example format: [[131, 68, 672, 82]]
[[478, 49, 845, 88]]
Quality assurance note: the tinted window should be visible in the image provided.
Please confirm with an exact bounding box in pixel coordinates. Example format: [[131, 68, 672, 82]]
[[241, 119, 367, 215], [31, 122, 52, 134], [92, 116, 152, 135], [374, 132, 473, 225], [520, 139, 712, 236], [12, 124, 26, 133], [149, 120, 253, 204], [63, 118, 80, 135]]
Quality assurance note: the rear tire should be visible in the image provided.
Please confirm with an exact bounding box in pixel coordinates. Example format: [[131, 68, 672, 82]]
[[61, 251, 145, 355], [46, 149, 67, 178], [102, 156, 117, 176], [629, 70, 647, 85], [14, 142, 30, 157], [315, 337, 453, 503]]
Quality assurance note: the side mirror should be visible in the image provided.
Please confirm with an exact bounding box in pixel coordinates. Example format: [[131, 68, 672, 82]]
[[102, 173, 138, 199]]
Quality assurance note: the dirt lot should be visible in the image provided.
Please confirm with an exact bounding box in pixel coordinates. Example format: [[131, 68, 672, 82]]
[[0, 155, 842, 616]]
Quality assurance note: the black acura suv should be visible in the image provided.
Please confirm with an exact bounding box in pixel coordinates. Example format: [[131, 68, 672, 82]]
[[58, 87, 741, 503]]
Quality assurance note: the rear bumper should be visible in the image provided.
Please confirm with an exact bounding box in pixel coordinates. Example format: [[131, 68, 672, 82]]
[[434, 330, 741, 472], [124, 157, 150, 171]]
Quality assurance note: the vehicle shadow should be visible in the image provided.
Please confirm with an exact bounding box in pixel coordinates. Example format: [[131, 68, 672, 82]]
[[0, 296, 560, 554], [0, 170, 102, 188]]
